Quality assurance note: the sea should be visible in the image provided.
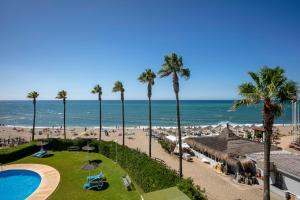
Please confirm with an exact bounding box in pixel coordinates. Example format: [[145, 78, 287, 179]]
[[0, 100, 296, 128]]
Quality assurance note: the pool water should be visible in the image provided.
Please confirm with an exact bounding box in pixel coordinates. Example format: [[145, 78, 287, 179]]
[[0, 169, 41, 200]]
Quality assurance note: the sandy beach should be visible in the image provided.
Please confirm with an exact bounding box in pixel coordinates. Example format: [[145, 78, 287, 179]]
[[1, 125, 298, 199]]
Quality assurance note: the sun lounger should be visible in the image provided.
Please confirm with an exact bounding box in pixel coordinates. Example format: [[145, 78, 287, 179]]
[[121, 175, 132, 190], [32, 150, 45, 157], [32, 150, 48, 158], [87, 172, 105, 181], [83, 181, 104, 190], [36, 150, 48, 158]]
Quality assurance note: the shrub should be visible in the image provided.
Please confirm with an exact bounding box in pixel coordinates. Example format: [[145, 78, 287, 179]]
[[177, 178, 207, 200], [97, 140, 180, 192], [158, 138, 176, 153], [0, 142, 38, 164], [97, 140, 206, 199]]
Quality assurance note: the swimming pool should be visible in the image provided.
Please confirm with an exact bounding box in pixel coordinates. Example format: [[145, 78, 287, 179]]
[[0, 169, 41, 200]]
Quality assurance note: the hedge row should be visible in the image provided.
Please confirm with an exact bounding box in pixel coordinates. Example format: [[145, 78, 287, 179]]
[[98, 141, 206, 199], [0, 142, 38, 164], [98, 140, 180, 192]]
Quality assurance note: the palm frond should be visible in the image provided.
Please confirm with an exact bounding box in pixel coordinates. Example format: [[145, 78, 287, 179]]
[[158, 68, 172, 78], [27, 91, 39, 99], [138, 72, 147, 83], [272, 103, 283, 117], [112, 81, 124, 93], [238, 83, 261, 99], [232, 99, 259, 110], [138, 69, 156, 85], [91, 84, 102, 95], [179, 68, 190, 79], [276, 80, 298, 103], [248, 71, 260, 87], [159, 52, 189, 80], [56, 90, 67, 99]]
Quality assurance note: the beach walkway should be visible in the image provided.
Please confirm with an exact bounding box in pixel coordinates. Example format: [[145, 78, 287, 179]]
[[105, 131, 282, 200]]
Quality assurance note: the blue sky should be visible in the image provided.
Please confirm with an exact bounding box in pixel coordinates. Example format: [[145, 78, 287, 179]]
[[0, 0, 299, 100]]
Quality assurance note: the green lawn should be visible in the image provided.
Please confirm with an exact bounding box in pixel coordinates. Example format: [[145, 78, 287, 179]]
[[142, 187, 190, 200], [11, 151, 140, 200]]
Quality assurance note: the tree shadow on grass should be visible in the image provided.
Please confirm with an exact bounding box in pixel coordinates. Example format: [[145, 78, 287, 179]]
[[90, 159, 102, 164], [101, 182, 109, 190], [88, 182, 110, 191]]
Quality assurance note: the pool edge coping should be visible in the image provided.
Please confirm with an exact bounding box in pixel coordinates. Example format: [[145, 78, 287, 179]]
[[2, 163, 60, 200]]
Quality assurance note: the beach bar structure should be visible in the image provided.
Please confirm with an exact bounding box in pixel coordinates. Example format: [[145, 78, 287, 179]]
[[185, 125, 280, 175]]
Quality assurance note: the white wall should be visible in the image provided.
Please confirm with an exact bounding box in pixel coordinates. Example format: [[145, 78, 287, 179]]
[[282, 174, 300, 197]]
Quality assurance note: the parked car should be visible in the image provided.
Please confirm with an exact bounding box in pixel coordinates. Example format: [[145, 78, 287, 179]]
[[182, 153, 192, 162]]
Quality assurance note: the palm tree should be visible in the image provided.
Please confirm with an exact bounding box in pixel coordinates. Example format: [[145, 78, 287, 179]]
[[138, 69, 156, 157], [27, 91, 39, 141], [232, 66, 298, 200], [56, 90, 67, 140], [112, 81, 125, 146], [91, 84, 103, 141], [158, 52, 190, 178]]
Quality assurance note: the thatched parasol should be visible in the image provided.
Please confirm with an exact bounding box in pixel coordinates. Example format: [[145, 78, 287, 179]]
[[82, 145, 95, 152], [36, 141, 48, 151]]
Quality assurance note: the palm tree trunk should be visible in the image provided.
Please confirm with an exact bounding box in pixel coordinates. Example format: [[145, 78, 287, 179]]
[[263, 100, 274, 200], [148, 97, 152, 157], [122, 99, 125, 146], [32, 100, 36, 141], [63, 100, 66, 140], [99, 99, 102, 141], [175, 92, 183, 178]]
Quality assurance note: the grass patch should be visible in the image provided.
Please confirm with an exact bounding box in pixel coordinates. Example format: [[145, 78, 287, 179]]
[[143, 187, 190, 200], [10, 151, 140, 200]]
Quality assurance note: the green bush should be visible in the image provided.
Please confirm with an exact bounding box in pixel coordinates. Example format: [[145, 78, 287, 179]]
[[0, 142, 38, 164], [159, 138, 176, 153], [97, 140, 206, 199], [97, 140, 180, 192], [177, 178, 207, 200]]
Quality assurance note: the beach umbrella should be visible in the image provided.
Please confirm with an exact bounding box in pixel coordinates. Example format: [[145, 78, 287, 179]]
[[82, 145, 95, 152], [81, 161, 98, 176], [82, 145, 95, 164], [81, 161, 98, 170]]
